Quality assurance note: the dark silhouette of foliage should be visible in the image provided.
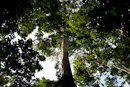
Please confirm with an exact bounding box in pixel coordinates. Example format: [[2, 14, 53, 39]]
[[0, 37, 45, 86], [0, 0, 35, 35], [0, 0, 45, 86]]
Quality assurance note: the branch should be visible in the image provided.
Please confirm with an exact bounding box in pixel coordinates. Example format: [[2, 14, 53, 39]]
[[122, 65, 129, 71], [98, 79, 105, 87], [85, 68, 92, 77], [85, 22, 91, 26], [111, 64, 130, 75], [122, 34, 130, 40]]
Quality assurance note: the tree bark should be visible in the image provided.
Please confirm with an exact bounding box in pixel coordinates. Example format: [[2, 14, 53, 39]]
[[61, 36, 76, 87]]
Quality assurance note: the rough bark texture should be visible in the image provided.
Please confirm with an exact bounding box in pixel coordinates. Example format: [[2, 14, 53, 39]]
[[61, 36, 76, 87]]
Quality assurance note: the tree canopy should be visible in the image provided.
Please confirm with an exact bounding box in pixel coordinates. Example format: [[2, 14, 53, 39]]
[[1, 0, 130, 87], [70, 0, 130, 86]]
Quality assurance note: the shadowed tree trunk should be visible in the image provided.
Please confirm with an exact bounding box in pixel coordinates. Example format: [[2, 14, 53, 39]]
[[61, 35, 76, 87]]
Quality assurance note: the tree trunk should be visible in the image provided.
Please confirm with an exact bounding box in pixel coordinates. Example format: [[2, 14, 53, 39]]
[[61, 36, 76, 87]]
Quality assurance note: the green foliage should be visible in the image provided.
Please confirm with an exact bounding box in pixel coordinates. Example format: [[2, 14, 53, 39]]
[[71, 0, 130, 86], [33, 77, 56, 87], [0, 37, 45, 86], [73, 33, 130, 86], [73, 55, 107, 87], [24, 0, 86, 57]]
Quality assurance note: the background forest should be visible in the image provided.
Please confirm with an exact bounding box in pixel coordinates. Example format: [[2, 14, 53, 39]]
[[0, 0, 130, 87]]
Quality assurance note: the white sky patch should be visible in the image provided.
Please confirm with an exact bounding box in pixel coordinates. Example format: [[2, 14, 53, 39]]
[[35, 60, 57, 80], [14, 32, 21, 41], [25, 27, 57, 80], [26, 27, 38, 40]]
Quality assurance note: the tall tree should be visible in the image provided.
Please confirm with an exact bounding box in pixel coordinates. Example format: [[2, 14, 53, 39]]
[[18, 0, 86, 87], [35, 1, 77, 86], [8, 0, 130, 86]]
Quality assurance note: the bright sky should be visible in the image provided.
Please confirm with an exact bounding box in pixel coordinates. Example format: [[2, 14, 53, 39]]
[[35, 60, 57, 80], [13, 27, 58, 80]]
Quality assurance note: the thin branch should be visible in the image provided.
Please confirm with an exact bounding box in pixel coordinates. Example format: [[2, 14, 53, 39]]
[[98, 79, 105, 87], [122, 34, 130, 40], [116, 29, 130, 40], [122, 65, 129, 71], [118, 47, 130, 48], [85, 68, 92, 77], [111, 64, 130, 75]]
